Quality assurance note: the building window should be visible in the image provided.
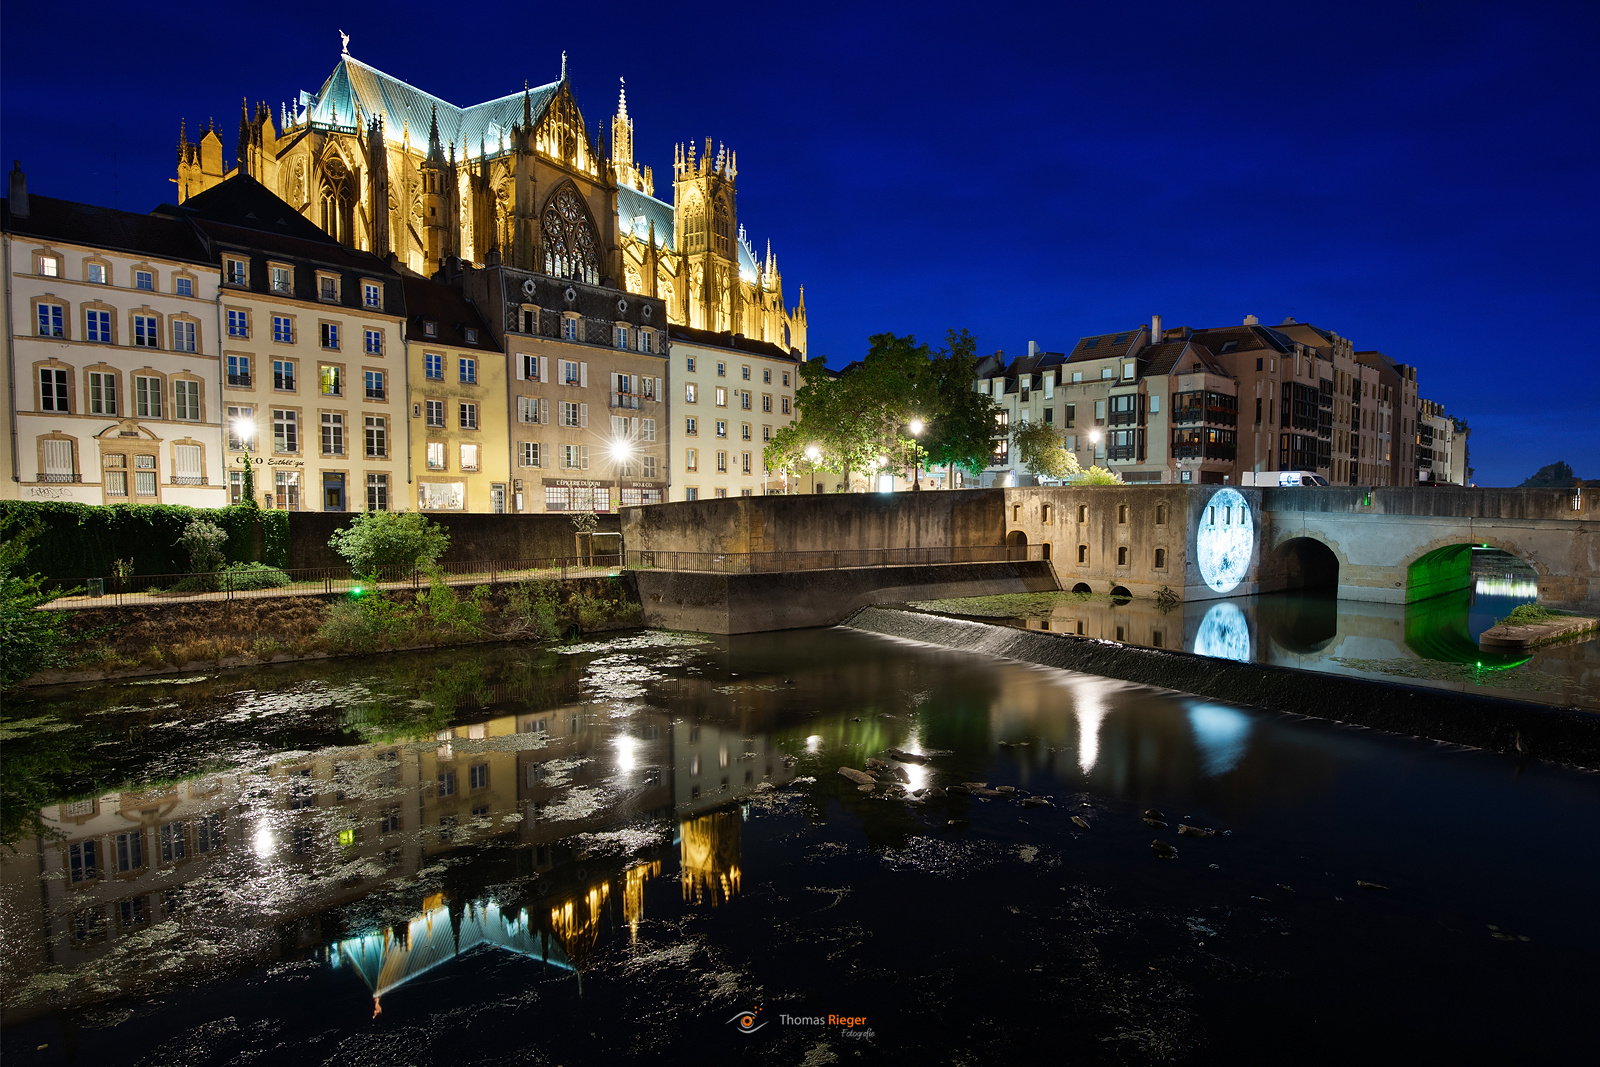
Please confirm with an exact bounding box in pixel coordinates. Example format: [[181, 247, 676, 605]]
[[1117, 546, 1129, 566], [615, 325, 629, 348], [115, 831, 144, 872], [176, 276, 193, 297], [715, 387, 727, 407], [640, 330, 653, 353], [270, 266, 292, 293], [560, 358, 582, 385], [742, 365, 751, 381], [686, 447, 698, 471], [365, 370, 385, 400], [319, 276, 339, 302], [273, 410, 299, 453], [37, 303, 64, 337], [367, 473, 389, 511], [459, 358, 477, 384], [132, 269, 154, 291], [643, 455, 656, 478], [686, 356, 696, 372], [742, 391, 753, 410], [88, 371, 118, 415], [425, 400, 445, 427], [716, 362, 726, 377], [560, 401, 584, 428], [742, 452, 752, 474], [520, 442, 541, 467], [69, 841, 98, 882], [321, 323, 340, 349], [469, 763, 488, 790], [761, 394, 772, 413], [716, 451, 728, 472], [741, 423, 751, 441], [133, 314, 159, 348], [172, 319, 196, 352], [134, 375, 163, 418], [715, 420, 727, 438], [685, 417, 698, 436], [320, 365, 343, 396], [364, 283, 381, 308], [40, 435, 75, 480], [763, 368, 771, 384], [364, 329, 383, 355], [714, 487, 727, 498], [227, 309, 249, 338], [1154, 548, 1167, 568], [86, 309, 112, 343], [427, 441, 446, 469], [321, 413, 345, 456], [685, 383, 698, 403], [274, 359, 296, 391], [782, 396, 791, 415], [38, 255, 60, 278], [561, 444, 589, 470], [226, 405, 253, 450], [685, 487, 699, 500], [425, 352, 443, 379], [459, 403, 478, 430], [227, 354, 251, 387], [642, 418, 656, 442], [517, 396, 546, 424], [762, 425, 771, 442], [1118, 504, 1128, 523], [225, 259, 247, 285], [562, 317, 578, 341], [174, 380, 200, 421], [365, 416, 387, 458]]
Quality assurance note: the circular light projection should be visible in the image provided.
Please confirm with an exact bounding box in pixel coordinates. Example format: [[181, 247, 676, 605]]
[[1194, 487, 1254, 593], [1193, 601, 1251, 662]]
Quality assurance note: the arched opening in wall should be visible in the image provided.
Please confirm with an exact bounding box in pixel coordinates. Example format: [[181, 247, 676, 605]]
[[1071, 582, 1092, 594], [1006, 529, 1027, 559], [1110, 585, 1133, 605], [1277, 537, 1339, 592], [1402, 545, 1539, 667]]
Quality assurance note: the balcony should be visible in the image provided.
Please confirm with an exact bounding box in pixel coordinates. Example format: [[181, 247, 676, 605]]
[[610, 392, 643, 409], [227, 372, 252, 387], [1108, 410, 1140, 427], [39, 473, 80, 483], [365, 388, 386, 401], [172, 475, 207, 486]]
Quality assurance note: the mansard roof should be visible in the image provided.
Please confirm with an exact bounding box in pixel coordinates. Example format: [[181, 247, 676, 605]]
[[1140, 340, 1229, 379], [1188, 323, 1295, 355], [3, 194, 212, 264], [668, 323, 801, 362], [306, 54, 561, 157], [1065, 327, 1146, 363], [401, 276, 500, 354]]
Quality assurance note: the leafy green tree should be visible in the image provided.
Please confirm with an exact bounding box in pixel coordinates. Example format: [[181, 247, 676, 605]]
[[1520, 461, 1577, 488], [1074, 465, 1124, 485], [179, 517, 228, 573], [0, 517, 80, 690], [1011, 419, 1081, 482], [328, 511, 449, 575], [920, 329, 1004, 477]]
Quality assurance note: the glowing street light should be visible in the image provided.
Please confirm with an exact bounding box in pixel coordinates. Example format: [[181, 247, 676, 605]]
[[804, 445, 822, 494], [907, 417, 926, 491], [609, 438, 634, 463]]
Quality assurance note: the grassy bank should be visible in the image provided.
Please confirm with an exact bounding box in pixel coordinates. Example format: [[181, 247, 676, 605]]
[[25, 574, 644, 685]]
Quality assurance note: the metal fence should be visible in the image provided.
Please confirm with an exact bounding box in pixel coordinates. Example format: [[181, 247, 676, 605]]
[[43, 554, 625, 609], [624, 543, 1044, 574]]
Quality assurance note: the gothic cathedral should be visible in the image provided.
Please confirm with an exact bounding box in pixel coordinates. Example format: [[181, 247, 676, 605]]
[[174, 44, 807, 353]]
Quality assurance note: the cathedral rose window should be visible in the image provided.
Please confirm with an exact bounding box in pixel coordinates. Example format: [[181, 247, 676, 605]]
[[542, 185, 599, 285]]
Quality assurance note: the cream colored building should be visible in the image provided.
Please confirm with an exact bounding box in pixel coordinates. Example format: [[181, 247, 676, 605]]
[[161, 177, 408, 511], [667, 326, 800, 499], [2, 165, 226, 504]]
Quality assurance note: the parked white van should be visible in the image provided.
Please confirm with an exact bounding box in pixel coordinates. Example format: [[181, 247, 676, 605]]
[[1276, 471, 1331, 487]]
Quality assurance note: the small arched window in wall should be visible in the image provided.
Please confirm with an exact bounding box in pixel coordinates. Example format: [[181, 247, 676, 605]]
[[1041, 503, 1053, 523], [542, 185, 600, 285], [1118, 504, 1129, 523], [683, 192, 706, 254], [1155, 504, 1167, 525], [1117, 546, 1129, 566], [1077, 544, 1088, 564], [1077, 504, 1088, 523], [1154, 548, 1166, 569], [1012, 503, 1021, 521]]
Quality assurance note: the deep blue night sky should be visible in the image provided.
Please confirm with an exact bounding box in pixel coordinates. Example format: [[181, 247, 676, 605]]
[[3, 1, 1595, 486]]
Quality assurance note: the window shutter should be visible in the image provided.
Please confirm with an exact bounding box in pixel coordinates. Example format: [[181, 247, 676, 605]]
[[580, 445, 589, 470], [538, 356, 547, 382], [42, 439, 73, 475], [579, 403, 588, 428], [515, 355, 526, 381], [655, 376, 663, 400], [579, 362, 588, 388], [539, 398, 548, 425], [1044, 373, 1054, 400], [631, 417, 639, 435], [175, 443, 202, 478]]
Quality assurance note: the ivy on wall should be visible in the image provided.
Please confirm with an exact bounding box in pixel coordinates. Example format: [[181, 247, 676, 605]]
[[0, 502, 269, 581]]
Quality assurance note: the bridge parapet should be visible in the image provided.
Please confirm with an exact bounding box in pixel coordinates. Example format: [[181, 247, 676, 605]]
[[1259, 485, 1594, 521]]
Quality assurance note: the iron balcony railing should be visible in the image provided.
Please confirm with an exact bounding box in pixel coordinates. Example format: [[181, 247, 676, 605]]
[[626, 543, 1044, 574]]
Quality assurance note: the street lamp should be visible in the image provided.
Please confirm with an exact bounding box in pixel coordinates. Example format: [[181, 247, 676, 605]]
[[805, 445, 821, 494], [232, 416, 257, 505], [1088, 428, 1102, 465], [907, 417, 925, 491]]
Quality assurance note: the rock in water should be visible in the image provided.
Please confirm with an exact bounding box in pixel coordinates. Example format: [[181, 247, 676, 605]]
[[1144, 809, 1166, 820], [1356, 880, 1389, 890], [1144, 817, 1169, 828], [946, 784, 970, 795], [857, 784, 874, 792], [886, 748, 931, 764], [865, 758, 889, 772], [1151, 839, 1178, 860], [960, 782, 988, 790], [838, 767, 876, 786], [996, 785, 1016, 795], [1178, 824, 1215, 838], [1022, 797, 1051, 809], [1071, 816, 1091, 830]]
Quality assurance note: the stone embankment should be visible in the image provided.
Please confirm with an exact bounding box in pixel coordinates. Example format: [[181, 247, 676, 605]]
[[1480, 615, 1598, 651]]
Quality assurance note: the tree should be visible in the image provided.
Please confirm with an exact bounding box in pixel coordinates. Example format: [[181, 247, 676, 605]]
[[765, 329, 1001, 485], [0, 516, 78, 690], [1011, 419, 1081, 482], [179, 517, 228, 573], [1074, 466, 1124, 485], [1520, 461, 1578, 488], [328, 511, 450, 575]]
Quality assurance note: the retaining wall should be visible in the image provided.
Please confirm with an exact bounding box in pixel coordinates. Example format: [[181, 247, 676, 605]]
[[287, 512, 622, 568]]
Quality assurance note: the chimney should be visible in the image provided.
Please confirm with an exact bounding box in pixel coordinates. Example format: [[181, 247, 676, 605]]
[[8, 161, 28, 218], [1027, 340, 1038, 359], [1243, 314, 1259, 325], [1151, 314, 1162, 343]]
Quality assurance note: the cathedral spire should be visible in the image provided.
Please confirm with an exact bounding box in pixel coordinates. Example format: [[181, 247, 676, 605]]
[[522, 81, 532, 127], [560, 50, 568, 82], [426, 103, 443, 162]]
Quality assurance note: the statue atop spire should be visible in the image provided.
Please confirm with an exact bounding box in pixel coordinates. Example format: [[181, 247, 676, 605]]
[[340, 29, 349, 55]]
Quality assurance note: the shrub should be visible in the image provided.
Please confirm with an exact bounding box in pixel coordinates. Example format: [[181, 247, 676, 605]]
[[328, 511, 449, 576], [0, 516, 80, 689], [222, 562, 291, 590], [1071, 466, 1124, 486], [179, 517, 228, 574], [504, 580, 565, 643], [1496, 603, 1562, 627]]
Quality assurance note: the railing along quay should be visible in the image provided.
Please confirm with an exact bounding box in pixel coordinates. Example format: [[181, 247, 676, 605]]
[[43, 554, 625, 609]]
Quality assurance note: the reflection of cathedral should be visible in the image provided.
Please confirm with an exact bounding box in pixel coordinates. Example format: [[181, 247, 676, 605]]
[[174, 44, 806, 353]]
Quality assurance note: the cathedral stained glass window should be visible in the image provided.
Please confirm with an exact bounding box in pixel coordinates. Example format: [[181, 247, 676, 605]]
[[542, 185, 599, 285]]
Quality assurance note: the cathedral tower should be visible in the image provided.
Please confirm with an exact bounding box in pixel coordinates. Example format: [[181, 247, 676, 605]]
[[673, 138, 739, 333]]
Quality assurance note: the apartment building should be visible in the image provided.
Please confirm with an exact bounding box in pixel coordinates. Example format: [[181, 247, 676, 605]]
[[1360, 350, 1423, 487], [401, 278, 508, 513], [158, 177, 407, 511], [2, 165, 226, 504], [463, 260, 668, 513], [1417, 398, 1465, 485], [667, 325, 801, 499]]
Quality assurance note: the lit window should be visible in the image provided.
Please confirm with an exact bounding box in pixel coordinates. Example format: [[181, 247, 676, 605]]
[[87, 262, 108, 285], [685, 383, 698, 403], [686, 447, 698, 471], [715, 387, 727, 407], [460, 443, 479, 470], [427, 441, 446, 469], [38, 256, 59, 278], [320, 365, 343, 396]]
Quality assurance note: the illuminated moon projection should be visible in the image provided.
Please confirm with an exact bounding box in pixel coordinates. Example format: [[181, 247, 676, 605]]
[[1193, 601, 1251, 662], [1187, 703, 1254, 776], [1195, 487, 1254, 593]]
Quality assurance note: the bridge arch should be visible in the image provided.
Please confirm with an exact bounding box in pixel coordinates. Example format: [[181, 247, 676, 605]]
[[1274, 536, 1340, 592], [1403, 534, 1548, 604]]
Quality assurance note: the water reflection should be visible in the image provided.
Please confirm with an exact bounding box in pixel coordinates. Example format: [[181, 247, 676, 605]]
[[1187, 703, 1254, 776]]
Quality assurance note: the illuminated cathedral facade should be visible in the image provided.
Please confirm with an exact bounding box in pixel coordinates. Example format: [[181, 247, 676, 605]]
[[175, 44, 807, 353]]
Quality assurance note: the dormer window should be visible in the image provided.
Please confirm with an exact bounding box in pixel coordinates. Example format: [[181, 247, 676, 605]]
[[363, 282, 381, 308], [464, 327, 478, 344], [318, 275, 339, 303], [272, 267, 293, 294], [422, 320, 438, 338], [225, 258, 247, 286]]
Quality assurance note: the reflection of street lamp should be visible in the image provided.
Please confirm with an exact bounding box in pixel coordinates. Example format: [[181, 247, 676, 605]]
[[907, 417, 925, 491]]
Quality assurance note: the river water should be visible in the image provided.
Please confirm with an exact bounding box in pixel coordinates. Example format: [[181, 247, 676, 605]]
[[2, 627, 1597, 1064]]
